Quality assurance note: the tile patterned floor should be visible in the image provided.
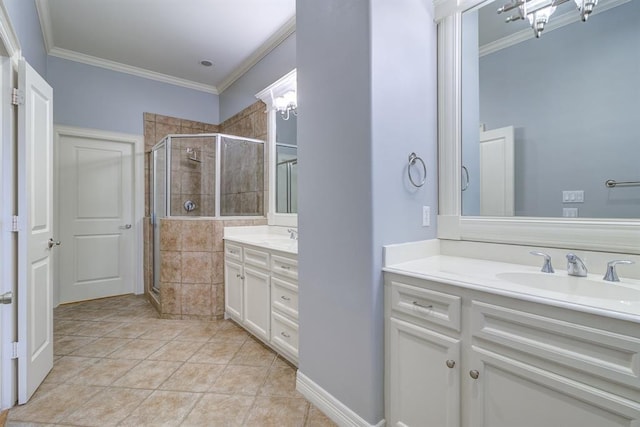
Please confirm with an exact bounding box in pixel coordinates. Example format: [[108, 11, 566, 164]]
[[7, 295, 336, 427]]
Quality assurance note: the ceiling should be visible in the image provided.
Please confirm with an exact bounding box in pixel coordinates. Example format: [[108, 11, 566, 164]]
[[36, 0, 296, 94]]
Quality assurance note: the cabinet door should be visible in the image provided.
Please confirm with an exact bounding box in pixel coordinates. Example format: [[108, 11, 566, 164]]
[[243, 266, 270, 341], [388, 317, 461, 427], [468, 347, 640, 427], [224, 260, 243, 321]]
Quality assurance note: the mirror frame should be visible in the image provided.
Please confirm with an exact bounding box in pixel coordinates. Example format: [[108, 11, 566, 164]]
[[435, 0, 640, 255], [256, 69, 298, 228]]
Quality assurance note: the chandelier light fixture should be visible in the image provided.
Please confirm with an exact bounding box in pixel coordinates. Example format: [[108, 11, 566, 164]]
[[274, 90, 297, 121], [498, 0, 598, 38]]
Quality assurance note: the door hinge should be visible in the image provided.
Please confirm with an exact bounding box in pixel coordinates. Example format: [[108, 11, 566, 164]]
[[11, 342, 18, 359], [11, 215, 19, 232], [11, 88, 24, 106]]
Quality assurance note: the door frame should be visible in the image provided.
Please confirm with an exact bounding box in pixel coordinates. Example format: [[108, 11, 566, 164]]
[[0, 1, 21, 410], [53, 125, 145, 304]]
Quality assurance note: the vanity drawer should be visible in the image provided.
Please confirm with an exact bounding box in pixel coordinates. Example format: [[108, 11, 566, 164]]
[[390, 280, 461, 332], [225, 243, 243, 262], [271, 254, 298, 280], [271, 311, 299, 359], [471, 301, 640, 390], [271, 277, 298, 319], [244, 247, 270, 269]]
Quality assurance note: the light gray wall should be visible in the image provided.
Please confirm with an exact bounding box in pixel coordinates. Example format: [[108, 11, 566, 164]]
[[478, 1, 640, 218], [218, 33, 296, 122], [47, 56, 219, 135], [3, 0, 47, 76], [297, 0, 437, 423]]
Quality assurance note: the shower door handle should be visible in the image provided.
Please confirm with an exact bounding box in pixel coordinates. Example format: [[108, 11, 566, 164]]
[[119, 224, 132, 230]]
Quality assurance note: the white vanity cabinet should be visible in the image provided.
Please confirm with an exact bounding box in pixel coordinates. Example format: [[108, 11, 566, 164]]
[[224, 239, 299, 365], [385, 273, 640, 427], [269, 254, 299, 363]]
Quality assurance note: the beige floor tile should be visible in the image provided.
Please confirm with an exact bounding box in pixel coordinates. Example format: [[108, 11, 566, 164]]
[[103, 322, 153, 338], [42, 356, 100, 384], [210, 365, 269, 395], [229, 338, 276, 367], [119, 390, 200, 426], [146, 340, 204, 362], [305, 406, 338, 427], [70, 321, 125, 337], [112, 360, 182, 389], [69, 337, 130, 357], [181, 393, 254, 426], [260, 365, 301, 398], [188, 339, 243, 364], [53, 335, 96, 356], [159, 362, 225, 392], [244, 396, 309, 427], [8, 383, 102, 424], [61, 387, 151, 427], [138, 324, 187, 340], [173, 322, 220, 342], [214, 320, 250, 341], [106, 338, 167, 359], [53, 319, 84, 335], [67, 358, 140, 386]]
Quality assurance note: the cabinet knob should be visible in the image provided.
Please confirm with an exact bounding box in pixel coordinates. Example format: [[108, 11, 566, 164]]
[[469, 370, 479, 380], [446, 359, 456, 369]]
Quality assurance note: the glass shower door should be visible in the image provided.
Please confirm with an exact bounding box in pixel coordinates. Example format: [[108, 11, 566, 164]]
[[151, 139, 167, 293]]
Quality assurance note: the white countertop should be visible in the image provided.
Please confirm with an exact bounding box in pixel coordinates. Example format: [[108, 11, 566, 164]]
[[384, 255, 640, 323], [223, 225, 298, 255]]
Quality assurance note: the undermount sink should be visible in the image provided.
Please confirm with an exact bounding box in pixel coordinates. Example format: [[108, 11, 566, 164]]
[[496, 272, 640, 301]]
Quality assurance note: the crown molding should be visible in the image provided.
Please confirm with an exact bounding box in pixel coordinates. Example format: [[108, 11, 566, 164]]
[[48, 47, 219, 94], [35, 0, 53, 53], [35, 2, 295, 96], [480, 0, 629, 57], [217, 16, 296, 94]]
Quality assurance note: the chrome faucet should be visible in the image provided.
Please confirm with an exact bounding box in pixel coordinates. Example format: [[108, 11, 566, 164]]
[[603, 260, 634, 282], [287, 228, 298, 240], [566, 253, 587, 277], [530, 251, 554, 273]]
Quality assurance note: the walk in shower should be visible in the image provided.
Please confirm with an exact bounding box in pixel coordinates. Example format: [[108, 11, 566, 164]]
[[150, 133, 265, 293]]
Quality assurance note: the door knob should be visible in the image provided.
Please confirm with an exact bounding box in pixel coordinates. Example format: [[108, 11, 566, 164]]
[[1, 292, 12, 304], [119, 224, 132, 230], [48, 238, 61, 249]]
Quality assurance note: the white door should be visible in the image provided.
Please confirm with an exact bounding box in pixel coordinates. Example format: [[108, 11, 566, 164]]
[[479, 126, 514, 216], [58, 132, 135, 303], [17, 59, 54, 404]]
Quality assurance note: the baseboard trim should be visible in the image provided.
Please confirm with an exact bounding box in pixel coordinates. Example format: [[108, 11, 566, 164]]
[[296, 371, 386, 427]]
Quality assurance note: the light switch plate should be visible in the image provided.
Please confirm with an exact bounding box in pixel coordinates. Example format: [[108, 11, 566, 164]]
[[422, 206, 430, 227], [563, 207, 578, 217], [562, 190, 584, 203]]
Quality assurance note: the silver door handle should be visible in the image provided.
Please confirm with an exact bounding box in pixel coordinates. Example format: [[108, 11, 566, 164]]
[[1, 292, 12, 304], [119, 224, 132, 229], [48, 238, 61, 249]]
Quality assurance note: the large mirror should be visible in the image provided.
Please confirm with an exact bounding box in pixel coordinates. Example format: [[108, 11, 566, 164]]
[[461, 0, 639, 219], [275, 113, 298, 213]]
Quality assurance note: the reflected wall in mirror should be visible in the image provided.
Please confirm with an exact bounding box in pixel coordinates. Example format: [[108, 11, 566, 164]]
[[461, 0, 639, 219], [276, 113, 297, 213]]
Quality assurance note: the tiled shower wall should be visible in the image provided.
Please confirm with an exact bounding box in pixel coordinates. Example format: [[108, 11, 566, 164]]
[[219, 101, 269, 217], [142, 103, 269, 317], [157, 217, 267, 320]]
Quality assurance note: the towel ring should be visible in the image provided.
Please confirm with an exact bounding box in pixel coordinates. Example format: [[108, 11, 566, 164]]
[[408, 152, 426, 188]]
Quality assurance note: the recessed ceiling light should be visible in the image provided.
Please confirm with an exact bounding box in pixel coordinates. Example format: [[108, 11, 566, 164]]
[[200, 59, 214, 67]]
